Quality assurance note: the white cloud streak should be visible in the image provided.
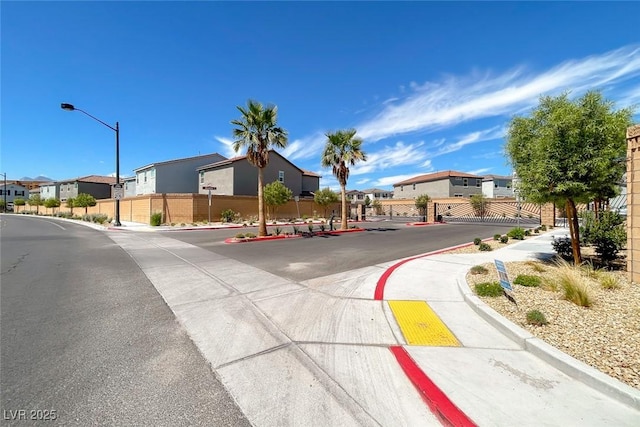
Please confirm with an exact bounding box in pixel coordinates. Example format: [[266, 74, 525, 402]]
[[350, 141, 428, 176], [357, 45, 640, 142], [466, 167, 493, 176], [214, 136, 238, 158], [280, 131, 327, 161]]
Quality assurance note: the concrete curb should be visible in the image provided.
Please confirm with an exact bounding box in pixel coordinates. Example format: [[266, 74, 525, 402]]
[[456, 264, 640, 411]]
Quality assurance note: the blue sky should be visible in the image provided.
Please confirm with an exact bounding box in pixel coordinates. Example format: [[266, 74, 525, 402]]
[[2, 1, 639, 191]]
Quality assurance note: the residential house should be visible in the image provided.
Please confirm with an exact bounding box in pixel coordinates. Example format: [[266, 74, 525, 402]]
[[393, 170, 484, 199], [482, 175, 514, 198], [134, 153, 226, 195], [39, 182, 60, 201], [0, 183, 30, 207], [346, 190, 366, 204], [122, 176, 137, 198], [58, 175, 117, 202], [362, 188, 393, 202], [196, 150, 320, 197]]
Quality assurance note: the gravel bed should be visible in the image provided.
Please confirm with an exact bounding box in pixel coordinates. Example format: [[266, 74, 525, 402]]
[[455, 234, 640, 390]]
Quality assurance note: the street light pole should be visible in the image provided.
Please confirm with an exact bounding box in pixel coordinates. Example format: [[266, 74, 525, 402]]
[[61, 103, 121, 226]]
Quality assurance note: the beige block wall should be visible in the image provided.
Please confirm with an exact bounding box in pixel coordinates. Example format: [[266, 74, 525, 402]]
[[627, 124, 640, 283]]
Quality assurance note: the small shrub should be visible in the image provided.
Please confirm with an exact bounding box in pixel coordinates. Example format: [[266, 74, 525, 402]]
[[580, 262, 602, 280], [526, 310, 548, 326], [235, 233, 245, 239], [221, 209, 237, 223], [513, 274, 541, 287], [308, 223, 314, 232], [499, 235, 509, 244], [478, 242, 492, 251], [493, 234, 501, 241], [470, 265, 488, 275], [600, 274, 620, 290], [274, 227, 282, 235], [92, 213, 109, 224], [180, 223, 186, 227], [540, 225, 547, 231], [551, 236, 573, 259], [473, 237, 482, 245], [293, 226, 300, 235], [507, 227, 525, 240], [319, 224, 325, 232], [150, 212, 162, 226], [245, 232, 256, 238], [524, 229, 531, 236], [475, 281, 503, 297]]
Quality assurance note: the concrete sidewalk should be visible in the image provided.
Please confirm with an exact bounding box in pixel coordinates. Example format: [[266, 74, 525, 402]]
[[103, 226, 639, 426]]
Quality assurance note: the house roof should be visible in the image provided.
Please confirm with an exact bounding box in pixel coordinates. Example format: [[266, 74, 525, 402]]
[[302, 170, 321, 178], [134, 152, 226, 172], [482, 174, 513, 181], [393, 170, 483, 187], [58, 175, 118, 185], [197, 150, 310, 176], [361, 188, 390, 193]]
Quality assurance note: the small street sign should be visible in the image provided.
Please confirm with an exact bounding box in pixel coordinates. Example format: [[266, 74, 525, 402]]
[[494, 259, 517, 305], [202, 186, 217, 190], [113, 186, 124, 200]]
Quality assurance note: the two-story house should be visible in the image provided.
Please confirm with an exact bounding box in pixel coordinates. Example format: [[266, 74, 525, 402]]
[[362, 188, 393, 202], [482, 175, 514, 198], [134, 153, 226, 195], [0, 183, 30, 207], [393, 170, 484, 199], [196, 150, 320, 197], [58, 175, 117, 202]]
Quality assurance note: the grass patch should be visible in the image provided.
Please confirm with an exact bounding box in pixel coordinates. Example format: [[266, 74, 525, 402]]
[[600, 273, 621, 290], [526, 309, 548, 326], [554, 260, 592, 307], [580, 262, 603, 280], [513, 274, 542, 287], [525, 261, 546, 273], [475, 281, 503, 297], [470, 265, 489, 275]]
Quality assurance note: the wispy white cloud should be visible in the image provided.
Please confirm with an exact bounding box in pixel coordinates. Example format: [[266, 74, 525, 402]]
[[356, 45, 640, 142], [356, 178, 370, 185], [350, 141, 428, 176], [372, 174, 417, 187], [280, 131, 327, 161], [214, 136, 238, 158], [434, 126, 505, 157], [466, 167, 493, 176]]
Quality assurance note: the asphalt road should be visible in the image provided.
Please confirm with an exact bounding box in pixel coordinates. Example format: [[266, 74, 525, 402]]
[[0, 215, 250, 426], [161, 221, 519, 282]]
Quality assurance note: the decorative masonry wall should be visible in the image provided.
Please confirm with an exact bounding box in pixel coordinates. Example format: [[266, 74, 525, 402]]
[[14, 194, 341, 225], [627, 124, 640, 283]]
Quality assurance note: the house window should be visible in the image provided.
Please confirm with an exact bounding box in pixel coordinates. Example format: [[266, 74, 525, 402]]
[[454, 193, 463, 198], [144, 172, 147, 183], [506, 183, 512, 189], [476, 179, 481, 187], [494, 183, 498, 188], [357, 194, 363, 199], [200, 171, 204, 184], [278, 171, 284, 183], [136, 175, 139, 184], [463, 178, 468, 187], [412, 184, 415, 190], [401, 186, 404, 191]]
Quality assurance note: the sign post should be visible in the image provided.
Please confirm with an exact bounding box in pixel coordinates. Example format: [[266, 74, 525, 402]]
[[202, 185, 217, 223], [494, 259, 517, 305]]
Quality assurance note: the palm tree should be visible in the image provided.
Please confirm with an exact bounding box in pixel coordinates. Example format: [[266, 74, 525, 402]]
[[321, 129, 367, 230], [231, 100, 288, 237]]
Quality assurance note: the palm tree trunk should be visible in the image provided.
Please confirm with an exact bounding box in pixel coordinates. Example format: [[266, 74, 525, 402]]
[[258, 167, 267, 237], [566, 198, 582, 265], [340, 183, 348, 230]]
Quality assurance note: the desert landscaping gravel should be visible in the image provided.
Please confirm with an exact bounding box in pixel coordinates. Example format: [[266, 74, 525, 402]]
[[455, 234, 639, 390]]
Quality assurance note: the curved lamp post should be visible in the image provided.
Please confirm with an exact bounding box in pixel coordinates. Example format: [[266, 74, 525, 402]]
[[61, 103, 121, 226]]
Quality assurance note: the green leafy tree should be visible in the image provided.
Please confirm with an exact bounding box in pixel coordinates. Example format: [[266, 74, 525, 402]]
[[43, 197, 61, 213], [231, 100, 288, 237], [314, 187, 339, 217], [470, 194, 489, 220], [28, 194, 43, 214], [263, 181, 292, 220], [371, 199, 383, 215], [506, 90, 633, 265], [74, 193, 97, 214], [66, 197, 76, 216], [321, 129, 367, 230], [364, 195, 371, 207], [415, 194, 431, 221]]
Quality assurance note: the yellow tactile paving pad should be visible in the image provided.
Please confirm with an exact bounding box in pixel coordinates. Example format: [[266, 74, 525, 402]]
[[389, 300, 461, 346]]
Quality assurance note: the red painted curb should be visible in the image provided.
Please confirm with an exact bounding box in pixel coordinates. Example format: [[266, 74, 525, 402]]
[[406, 222, 446, 226], [373, 238, 493, 300], [390, 346, 477, 427]]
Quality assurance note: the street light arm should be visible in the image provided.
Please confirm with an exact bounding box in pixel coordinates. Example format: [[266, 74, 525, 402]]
[[72, 108, 117, 132]]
